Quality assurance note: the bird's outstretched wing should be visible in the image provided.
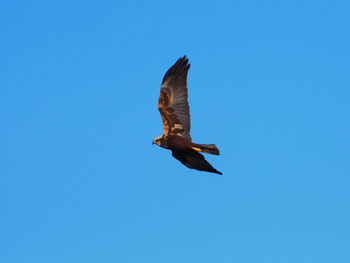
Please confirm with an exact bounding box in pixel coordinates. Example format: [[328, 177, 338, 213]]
[[158, 56, 191, 140], [172, 149, 222, 175]]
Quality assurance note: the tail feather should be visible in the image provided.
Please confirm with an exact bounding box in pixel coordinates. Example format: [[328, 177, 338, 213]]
[[191, 143, 220, 155]]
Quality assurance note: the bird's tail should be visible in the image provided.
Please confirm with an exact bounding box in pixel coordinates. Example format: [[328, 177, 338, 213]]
[[191, 143, 220, 155]]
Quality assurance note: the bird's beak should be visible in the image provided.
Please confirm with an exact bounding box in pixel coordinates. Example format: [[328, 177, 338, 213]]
[[152, 141, 154, 145]]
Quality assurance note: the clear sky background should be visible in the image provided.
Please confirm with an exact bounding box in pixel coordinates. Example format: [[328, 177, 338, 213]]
[[1, 1, 349, 262]]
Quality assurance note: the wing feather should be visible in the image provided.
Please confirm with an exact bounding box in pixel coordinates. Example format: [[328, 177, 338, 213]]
[[158, 56, 191, 139], [172, 150, 222, 175]]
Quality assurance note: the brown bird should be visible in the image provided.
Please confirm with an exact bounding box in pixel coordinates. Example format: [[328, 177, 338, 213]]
[[153, 56, 222, 175]]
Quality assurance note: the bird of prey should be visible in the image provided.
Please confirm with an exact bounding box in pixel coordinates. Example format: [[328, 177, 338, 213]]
[[153, 56, 222, 175]]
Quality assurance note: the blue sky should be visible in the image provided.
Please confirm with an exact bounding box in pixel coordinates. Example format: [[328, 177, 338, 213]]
[[1, 0, 349, 262]]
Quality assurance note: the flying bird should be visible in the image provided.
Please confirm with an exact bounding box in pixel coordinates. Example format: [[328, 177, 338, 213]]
[[153, 56, 222, 175]]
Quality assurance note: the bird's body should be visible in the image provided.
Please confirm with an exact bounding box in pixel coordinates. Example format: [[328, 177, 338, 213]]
[[153, 56, 222, 175]]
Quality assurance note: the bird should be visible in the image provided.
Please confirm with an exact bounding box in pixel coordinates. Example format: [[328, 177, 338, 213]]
[[153, 56, 222, 175]]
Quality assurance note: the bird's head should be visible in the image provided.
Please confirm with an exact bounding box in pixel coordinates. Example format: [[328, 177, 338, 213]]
[[152, 135, 163, 146]]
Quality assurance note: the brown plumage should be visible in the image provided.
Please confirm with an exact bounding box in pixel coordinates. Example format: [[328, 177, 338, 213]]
[[153, 56, 222, 175]]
